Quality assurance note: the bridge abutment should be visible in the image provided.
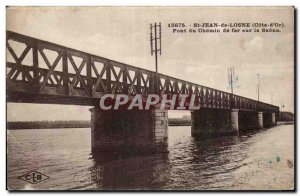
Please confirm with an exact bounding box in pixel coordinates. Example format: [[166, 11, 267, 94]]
[[90, 107, 168, 154]]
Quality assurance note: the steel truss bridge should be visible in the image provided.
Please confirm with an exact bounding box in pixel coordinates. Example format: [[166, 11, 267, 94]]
[[6, 31, 279, 113]]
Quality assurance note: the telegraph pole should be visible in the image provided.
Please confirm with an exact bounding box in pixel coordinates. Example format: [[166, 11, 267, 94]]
[[228, 67, 236, 94], [257, 74, 260, 102], [230, 68, 233, 94], [228, 67, 236, 108], [150, 22, 162, 94], [281, 99, 285, 111]]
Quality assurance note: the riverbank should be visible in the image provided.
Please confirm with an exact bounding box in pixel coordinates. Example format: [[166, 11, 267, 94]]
[[7, 118, 192, 129], [7, 121, 91, 130], [277, 121, 294, 125]]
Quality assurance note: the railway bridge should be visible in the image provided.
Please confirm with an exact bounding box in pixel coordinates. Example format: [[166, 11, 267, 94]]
[[6, 31, 279, 153]]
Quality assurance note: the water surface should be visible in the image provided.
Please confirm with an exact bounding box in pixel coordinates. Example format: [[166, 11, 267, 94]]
[[7, 125, 294, 190]]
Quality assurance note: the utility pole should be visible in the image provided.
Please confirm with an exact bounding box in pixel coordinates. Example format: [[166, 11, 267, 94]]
[[281, 99, 285, 111], [150, 22, 162, 94], [230, 68, 233, 94], [228, 67, 237, 94], [257, 74, 260, 102], [228, 67, 239, 108]]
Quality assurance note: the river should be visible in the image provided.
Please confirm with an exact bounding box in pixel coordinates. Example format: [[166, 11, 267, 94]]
[[7, 124, 294, 190]]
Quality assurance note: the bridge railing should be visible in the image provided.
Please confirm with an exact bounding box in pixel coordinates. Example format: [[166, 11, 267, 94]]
[[157, 73, 278, 112], [6, 31, 279, 112]]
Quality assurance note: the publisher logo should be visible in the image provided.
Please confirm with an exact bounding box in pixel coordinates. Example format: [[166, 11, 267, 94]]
[[18, 170, 49, 184]]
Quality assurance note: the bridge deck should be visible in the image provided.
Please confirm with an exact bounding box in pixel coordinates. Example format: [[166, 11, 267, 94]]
[[6, 31, 279, 112]]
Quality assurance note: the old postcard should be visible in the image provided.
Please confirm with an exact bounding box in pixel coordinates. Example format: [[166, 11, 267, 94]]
[[6, 6, 295, 191]]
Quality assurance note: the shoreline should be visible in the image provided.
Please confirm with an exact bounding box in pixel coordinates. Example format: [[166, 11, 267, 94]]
[[7, 120, 294, 130], [7, 119, 193, 130]]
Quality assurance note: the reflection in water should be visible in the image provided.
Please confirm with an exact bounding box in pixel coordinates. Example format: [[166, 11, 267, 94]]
[[164, 131, 252, 190], [90, 152, 170, 190], [7, 125, 294, 190]]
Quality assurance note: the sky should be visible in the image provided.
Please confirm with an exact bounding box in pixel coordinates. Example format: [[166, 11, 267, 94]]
[[6, 7, 294, 121]]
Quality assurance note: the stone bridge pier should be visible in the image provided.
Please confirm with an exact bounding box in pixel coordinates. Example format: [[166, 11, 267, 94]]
[[263, 112, 277, 128], [90, 107, 277, 154], [90, 107, 168, 154], [191, 109, 277, 137], [191, 108, 239, 138]]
